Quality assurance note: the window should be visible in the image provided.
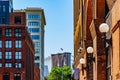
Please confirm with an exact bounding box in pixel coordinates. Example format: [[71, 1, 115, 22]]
[[28, 28, 40, 33], [28, 14, 40, 19], [15, 63, 22, 68], [31, 35, 40, 40], [35, 63, 39, 67], [5, 63, 12, 68], [15, 29, 22, 37], [0, 6, 1, 12], [15, 16, 21, 24], [35, 49, 40, 54], [0, 40, 2, 48], [3, 73, 10, 80], [28, 22, 40, 26], [14, 73, 21, 80], [5, 29, 12, 37], [2, 17, 5, 24], [15, 52, 22, 59], [15, 40, 22, 48], [35, 56, 40, 60], [0, 52, 2, 59], [3, 5, 6, 12], [5, 52, 12, 59], [34, 42, 40, 47], [5, 41, 12, 48], [0, 29, 2, 36], [0, 63, 2, 67]]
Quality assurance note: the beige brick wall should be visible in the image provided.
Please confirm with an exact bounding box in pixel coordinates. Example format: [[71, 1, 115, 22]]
[[112, 27, 120, 80]]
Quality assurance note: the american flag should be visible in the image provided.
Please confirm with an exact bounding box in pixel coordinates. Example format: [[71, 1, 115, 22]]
[[60, 48, 63, 51]]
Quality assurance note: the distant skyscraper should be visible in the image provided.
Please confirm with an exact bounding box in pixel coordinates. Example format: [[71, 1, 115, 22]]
[[44, 56, 52, 72], [0, 0, 13, 24], [44, 65, 49, 77], [51, 52, 71, 68], [25, 8, 46, 80]]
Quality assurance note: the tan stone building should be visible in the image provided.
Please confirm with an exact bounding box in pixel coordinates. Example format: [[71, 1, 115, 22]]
[[74, 0, 120, 80]]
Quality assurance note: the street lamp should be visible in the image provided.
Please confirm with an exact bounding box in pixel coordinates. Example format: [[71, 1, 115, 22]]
[[87, 46, 93, 54], [87, 46, 95, 62], [99, 23, 109, 33], [99, 23, 110, 52], [99, 23, 110, 80], [80, 58, 86, 70]]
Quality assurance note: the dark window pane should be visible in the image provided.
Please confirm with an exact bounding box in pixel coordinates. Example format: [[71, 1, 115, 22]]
[[5, 29, 12, 37], [3, 73, 10, 80], [15, 16, 21, 24], [14, 73, 21, 80], [35, 56, 40, 60], [15, 29, 22, 37], [0, 29, 2, 36], [31, 35, 40, 40], [35, 63, 39, 67], [2, 17, 5, 24]]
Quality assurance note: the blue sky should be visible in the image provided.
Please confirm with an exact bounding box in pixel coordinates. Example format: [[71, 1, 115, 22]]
[[13, 0, 73, 58]]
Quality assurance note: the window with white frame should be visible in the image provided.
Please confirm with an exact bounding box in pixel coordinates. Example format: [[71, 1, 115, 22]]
[[15, 40, 22, 48], [0, 52, 2, 59], [15, 52, 22, 59], [0, 40, 2, 48], [5, 52, 12, 59], [5, 40, 12, 48], [0, 63, 2, 67], [15, 29, 22, 37], [15, 63, 22, 68], [5, 29, 12, 37], [5, 63, 12, 68]]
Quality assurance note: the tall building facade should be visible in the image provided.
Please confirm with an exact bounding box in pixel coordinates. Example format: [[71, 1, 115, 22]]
[[51, 52, 71, 68], [74, 0, 120, 80], [15, 7, 46, 80], [25, 8, 46, 80], [0, 0, 13, 24], [0, 12, 34, 80]]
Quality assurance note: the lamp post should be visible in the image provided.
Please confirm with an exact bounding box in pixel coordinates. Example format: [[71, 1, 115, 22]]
[[99, 23, 109, 80], [87, 46, 94, 80], [80, 58, 86, 77], [99, 23, 109, 53], [80, 58, 86, 70], [87, 46, 95, 62]]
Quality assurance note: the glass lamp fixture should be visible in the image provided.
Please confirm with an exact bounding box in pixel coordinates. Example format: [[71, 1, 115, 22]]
[[87, 46, 93, 54], [87, 46, 95, 62], [99, 23, 109, 33], [80, 58, 85, 64]]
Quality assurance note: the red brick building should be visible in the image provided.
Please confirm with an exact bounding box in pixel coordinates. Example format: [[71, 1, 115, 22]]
[[74, 0, 120, 80], [34, 66, 40, 80], [0, 12, 34, 80]]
